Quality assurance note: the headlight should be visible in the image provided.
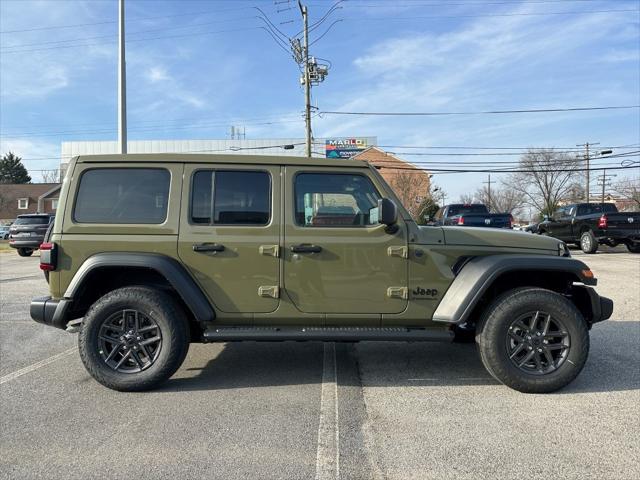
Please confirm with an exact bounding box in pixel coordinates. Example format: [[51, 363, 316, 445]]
[[558, 242, 571, 257]]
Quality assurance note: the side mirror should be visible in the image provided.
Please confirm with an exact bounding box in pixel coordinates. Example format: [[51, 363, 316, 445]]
[[378, 198, 398, 229]]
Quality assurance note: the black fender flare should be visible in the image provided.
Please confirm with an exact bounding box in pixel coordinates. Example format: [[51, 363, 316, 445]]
[[432, 254, 596, 324], [64, 252, 215, 323]]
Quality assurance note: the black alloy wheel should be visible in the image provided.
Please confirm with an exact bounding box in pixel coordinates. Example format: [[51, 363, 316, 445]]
[[506, 311, 570, 375], [98, 309, 162, 373]]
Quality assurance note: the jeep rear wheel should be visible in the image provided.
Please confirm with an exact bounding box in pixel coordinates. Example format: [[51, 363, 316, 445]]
[[580, 231, 598, 254], [17, 248, 34, 257], [476, 288, 589, 393], [79, 287, 189, 391]]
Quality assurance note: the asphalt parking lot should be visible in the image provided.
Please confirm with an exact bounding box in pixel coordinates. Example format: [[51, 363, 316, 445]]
[[1, 247, 638, 480]]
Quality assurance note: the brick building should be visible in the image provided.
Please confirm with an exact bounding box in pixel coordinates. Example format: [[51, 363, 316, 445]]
[[353, 147, 431, 217], [0, 184, 60, 223]]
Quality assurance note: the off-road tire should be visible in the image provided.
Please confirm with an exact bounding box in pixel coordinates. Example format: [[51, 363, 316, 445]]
[[476, 288, 589, 393], [17, 248, 34, 257], [580, 230, 598, 254], [626, 242, 640, 253], [79, 286, 190, 392]]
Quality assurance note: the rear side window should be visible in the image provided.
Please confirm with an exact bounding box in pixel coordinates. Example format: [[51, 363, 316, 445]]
[[73, 168, 170, 224], [191, 170, 271, 225], [13, 216, 51, 225]]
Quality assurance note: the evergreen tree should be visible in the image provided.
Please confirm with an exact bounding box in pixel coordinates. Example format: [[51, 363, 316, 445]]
[[0, 152, 31, 184]]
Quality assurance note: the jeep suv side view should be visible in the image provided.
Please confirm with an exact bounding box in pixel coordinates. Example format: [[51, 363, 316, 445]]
[[9, 213, 55, 257], [30, 154, 613, 393]]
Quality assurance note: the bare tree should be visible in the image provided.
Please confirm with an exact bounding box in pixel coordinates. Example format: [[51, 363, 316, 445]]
[[475, 185, 526, 214], [458, 193, 475, 204], [387, 169, 430, 218], [507, 149, 583, 216], [612, 177, 640, 208], [41, 169, 60, 183]]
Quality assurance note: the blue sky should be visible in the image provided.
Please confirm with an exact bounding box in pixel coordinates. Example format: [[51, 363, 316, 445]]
[[1, 0, 639, 201]]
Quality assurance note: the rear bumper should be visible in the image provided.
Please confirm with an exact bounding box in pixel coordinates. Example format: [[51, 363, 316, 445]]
[[30, 296, 72, 330], [9, 238, 44, 249]]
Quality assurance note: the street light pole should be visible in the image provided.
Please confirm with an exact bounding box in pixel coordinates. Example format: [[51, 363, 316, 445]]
[[118, 0, 127, 154]]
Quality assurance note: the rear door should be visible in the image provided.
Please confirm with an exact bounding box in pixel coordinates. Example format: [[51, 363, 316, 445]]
[[283, 168, 408, 314], [178, 164, 281, 314]]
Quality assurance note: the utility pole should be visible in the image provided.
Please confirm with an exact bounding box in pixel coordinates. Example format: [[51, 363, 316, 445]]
[[298, 1, 311, 157], [577, 142, 600, 203], [597, 169, 617, 204], [118, 0, 127, 154], [483, 174, 493, 211]]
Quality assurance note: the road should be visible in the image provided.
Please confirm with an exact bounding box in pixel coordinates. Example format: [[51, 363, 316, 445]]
[[1, 247, 638, 479]]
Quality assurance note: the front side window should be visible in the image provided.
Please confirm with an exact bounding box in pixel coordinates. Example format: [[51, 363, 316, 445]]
[[73, 168, 170, 224], [191, 170, 271, 225], [294, 173, 381, 227]]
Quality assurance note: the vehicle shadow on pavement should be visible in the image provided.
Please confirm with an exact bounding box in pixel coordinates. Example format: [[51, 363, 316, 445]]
[[160, 320, 639, 393]]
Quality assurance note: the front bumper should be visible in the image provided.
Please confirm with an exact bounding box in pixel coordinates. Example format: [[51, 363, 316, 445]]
[[30, 296, 72, 330], [581, 286, 613, 324]]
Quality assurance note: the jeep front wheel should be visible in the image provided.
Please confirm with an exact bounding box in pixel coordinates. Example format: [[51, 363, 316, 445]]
[[79, 286, 190, 391], [476, 288, 589, 393]]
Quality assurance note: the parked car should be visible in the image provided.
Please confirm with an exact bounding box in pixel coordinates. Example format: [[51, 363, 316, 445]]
[[431, 203, 513, 228], [8, 214, 55, 256], [537, 203, 640, 253], [0, 226, 10, 240], [30, 153, 612, 393]]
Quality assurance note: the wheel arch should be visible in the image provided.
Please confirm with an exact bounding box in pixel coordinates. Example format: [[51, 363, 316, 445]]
[[63, 253, 215, 330], [432, 255, 596, 326]]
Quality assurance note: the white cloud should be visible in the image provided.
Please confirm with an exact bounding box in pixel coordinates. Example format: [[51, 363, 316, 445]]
[[147, 66, 170, 83]]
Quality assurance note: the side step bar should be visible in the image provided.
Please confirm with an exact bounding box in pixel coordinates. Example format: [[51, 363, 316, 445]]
[[203, 326, 453, 342]]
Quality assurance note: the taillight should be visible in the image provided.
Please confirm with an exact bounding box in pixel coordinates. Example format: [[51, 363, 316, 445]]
[[457, 217, 465, 225], [39, 242, 57, 271], [598, 215, 607, 229]]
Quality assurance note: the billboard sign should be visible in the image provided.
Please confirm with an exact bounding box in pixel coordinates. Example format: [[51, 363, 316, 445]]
[[325, 138, 368, 159]]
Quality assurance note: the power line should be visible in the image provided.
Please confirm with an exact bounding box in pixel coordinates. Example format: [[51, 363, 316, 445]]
[[0, 16, 259, 50], [0, 26, 261, 54], [0, 5, 259, 34], [320, 105, 640, 116]]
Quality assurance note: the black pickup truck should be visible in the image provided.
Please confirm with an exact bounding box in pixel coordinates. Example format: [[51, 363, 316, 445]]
[[537, 203, 640, 254], [431, 204, 513, 229]]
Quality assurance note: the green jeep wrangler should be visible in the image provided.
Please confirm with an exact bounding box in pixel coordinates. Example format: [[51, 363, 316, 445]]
[[30, 154, 613, 393]]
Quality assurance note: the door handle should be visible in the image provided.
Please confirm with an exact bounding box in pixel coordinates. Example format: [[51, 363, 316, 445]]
[[290, 244, 322, 254], [193, 243, 225, 253]]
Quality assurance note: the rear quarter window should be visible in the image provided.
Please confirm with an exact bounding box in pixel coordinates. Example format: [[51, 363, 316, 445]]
[[73, 168, 170, 224]]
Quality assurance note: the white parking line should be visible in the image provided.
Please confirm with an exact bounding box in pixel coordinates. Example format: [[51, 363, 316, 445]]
[[0, 348, 75, 385], [315, 342, 340, 480]]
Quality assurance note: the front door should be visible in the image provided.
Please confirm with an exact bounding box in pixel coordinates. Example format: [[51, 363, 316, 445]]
[[178, 164, 281, 314], [283, 168, 408, 314]]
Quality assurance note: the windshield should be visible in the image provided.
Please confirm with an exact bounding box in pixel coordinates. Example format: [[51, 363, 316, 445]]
[[13, 216, 51, 226], [448, 205, 488, 216]]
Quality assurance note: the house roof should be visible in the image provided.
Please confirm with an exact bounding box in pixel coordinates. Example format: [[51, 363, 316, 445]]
[[0, 183, 60, 199]]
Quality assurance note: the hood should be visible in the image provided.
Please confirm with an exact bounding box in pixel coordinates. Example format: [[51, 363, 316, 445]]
[[416, 226, 562, 252]]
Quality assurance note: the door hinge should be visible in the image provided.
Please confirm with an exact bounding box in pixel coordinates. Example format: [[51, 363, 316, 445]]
[[258, 285, 280, 299], [387, 286, 408, 300], [259, 245, 280, 257], [387, 246, 408, 258]]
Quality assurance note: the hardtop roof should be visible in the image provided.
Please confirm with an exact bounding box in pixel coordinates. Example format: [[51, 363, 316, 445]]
[[74, 153, 370, 168]]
